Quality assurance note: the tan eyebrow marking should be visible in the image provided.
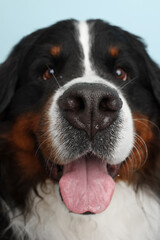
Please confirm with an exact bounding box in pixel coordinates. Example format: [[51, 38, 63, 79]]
[[109, 46, 119, 58], [51, 46, 61, 57]]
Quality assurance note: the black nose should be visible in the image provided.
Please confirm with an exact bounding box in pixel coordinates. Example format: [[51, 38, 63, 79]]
[[58, 83, 123, 139]]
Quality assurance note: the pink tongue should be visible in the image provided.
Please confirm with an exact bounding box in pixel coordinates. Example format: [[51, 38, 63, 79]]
[[59, 157, 115, 214]]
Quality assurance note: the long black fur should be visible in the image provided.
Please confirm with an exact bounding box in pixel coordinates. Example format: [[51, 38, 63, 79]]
[[0, 19, 160, 240]]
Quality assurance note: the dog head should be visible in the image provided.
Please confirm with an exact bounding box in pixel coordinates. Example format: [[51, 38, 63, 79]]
[[0, 19, 160, 214]]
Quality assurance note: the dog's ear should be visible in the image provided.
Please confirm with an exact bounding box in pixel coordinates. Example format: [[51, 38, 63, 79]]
[[0, 29, 43, 113], [0, 47, 20, 113], [123, 30, 160, 106], [142, 53, 160, 105]]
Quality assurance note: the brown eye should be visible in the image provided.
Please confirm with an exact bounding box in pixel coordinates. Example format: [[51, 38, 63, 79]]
[[43, 68, 54, 80], [115, 68, 127, 81]]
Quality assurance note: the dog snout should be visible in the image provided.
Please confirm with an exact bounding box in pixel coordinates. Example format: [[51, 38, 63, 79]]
[[58, 83, 123, 139]]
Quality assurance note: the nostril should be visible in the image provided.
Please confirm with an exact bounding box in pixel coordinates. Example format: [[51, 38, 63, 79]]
[[58, 83, 123, 139], [99, 98, 110, 112], [60, 96, 85, 112], [99, 97, 123, 112]]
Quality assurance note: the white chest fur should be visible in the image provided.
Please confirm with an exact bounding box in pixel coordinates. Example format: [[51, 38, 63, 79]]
[[10, 180, 160, 240]]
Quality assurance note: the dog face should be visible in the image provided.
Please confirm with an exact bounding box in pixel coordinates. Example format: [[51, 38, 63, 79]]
[[0, 20, 160, 215]]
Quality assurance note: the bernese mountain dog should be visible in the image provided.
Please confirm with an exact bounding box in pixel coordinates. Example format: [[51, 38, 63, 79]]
[[0, 19, 160, 240]]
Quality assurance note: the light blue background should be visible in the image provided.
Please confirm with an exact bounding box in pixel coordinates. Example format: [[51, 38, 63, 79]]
[[0, 0, 160, 64]]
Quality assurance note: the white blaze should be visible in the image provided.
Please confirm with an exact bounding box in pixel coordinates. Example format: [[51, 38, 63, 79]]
[[78, 21, 95, 76]]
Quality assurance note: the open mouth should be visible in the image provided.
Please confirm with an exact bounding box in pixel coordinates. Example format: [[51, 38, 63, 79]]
[[47, 153, 121, 214]]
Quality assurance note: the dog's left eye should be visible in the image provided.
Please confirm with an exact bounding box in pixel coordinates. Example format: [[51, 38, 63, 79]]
[[42, 68, 54, 80], [115, 68, 127, 81]]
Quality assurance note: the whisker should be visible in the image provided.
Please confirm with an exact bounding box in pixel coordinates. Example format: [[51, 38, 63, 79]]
[[120, 76, 138, 90], [122, 157, 131, 179], [135, 133, 148, 161], [133, 143, 142, 169], [134, 118, 160, 135], [124, 132, 148, 179], [52, 74, 61, 88], [129, 147, 137, 170], [46, 64, 61, 88], [134, 134, 148, 166], [127, 155, 134, 174], [35, 138, 48, 156]]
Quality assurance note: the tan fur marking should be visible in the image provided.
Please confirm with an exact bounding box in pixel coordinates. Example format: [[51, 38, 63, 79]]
[[8, 113, 44, 179], [109, 46, 119, 58], [51, 46, 61, 57], [116, 113, 155, 182]]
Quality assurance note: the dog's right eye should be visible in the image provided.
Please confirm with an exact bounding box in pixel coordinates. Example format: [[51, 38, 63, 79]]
[[42, 68, 55, 80]]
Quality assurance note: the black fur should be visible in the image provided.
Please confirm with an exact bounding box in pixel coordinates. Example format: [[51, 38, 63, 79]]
[[0, 19, 160, 239]]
